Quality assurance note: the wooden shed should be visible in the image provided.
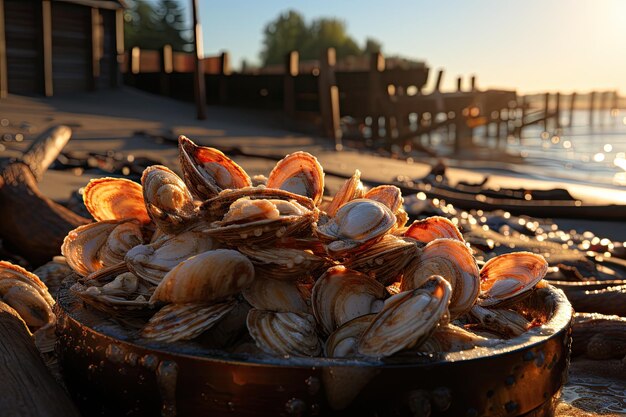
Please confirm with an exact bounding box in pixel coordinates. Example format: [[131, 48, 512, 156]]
[[0, 0, 125, 98]]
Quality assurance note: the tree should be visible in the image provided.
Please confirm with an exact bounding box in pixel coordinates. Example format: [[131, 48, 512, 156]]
[[260, 10, 308, 66], [364, 38, 382, 55], [259, 10, 381, 66], [124, 0, 192, 52]]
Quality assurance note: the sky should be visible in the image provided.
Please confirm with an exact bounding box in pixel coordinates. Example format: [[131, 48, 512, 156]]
[[189, 0, 626, 94]]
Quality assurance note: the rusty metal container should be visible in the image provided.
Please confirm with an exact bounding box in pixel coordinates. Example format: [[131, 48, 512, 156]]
[[55, 284, 572, 417]]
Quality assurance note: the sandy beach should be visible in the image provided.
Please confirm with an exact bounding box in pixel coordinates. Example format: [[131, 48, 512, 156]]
[[2, 88, 625, 242]]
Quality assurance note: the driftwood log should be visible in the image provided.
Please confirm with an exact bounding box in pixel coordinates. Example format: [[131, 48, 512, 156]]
[[0, 126, 89, 266], [571, 312, 626, 359], [0, 301, 80, 417], [551, 280, 626, 317]]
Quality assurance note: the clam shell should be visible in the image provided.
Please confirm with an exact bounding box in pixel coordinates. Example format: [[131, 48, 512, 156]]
[[204, 198, 318, 247], [242, 275, 309, 313], [479, 252, 548, 307], [142, 300, 237, 342], [364, 185, 403, 213], [312, 266, 386, 336], [33, 257, 72, 296], [416, 324, 502, 353], [149, 249, 255, 304], [358, 275, 452, 357], [267, 151, 324, 206], [125, 227, 220, 285], [469, 305, 530, 337], [141, 165, 197, 234], [343, 235, 419, 285], [61, 220, 141, 277], [0, 261, 54, 306], [237, 246, 330, 281], [246, 309, 322, 357], [324, 170, 365, 217], [201, 186, 316, 221], [70, 264, 153, 317], [404, 216, 464, 243], [98, 221, 144, 267], [179, 136, 251, 199], [401, 238, 479, 318], [83, 177, 151, 223], [325, 314, 374, 358], [0, 278, 54, 328], [316, 199, 396, 256]]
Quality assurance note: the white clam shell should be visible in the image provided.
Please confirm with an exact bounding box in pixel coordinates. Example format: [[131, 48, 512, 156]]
[[267, 151, 325, 206]]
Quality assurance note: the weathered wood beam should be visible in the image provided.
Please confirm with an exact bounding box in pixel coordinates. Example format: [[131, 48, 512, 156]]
[[42, 0, 53, 97], [0, 301, 81, 417], [0, 0, 7, 99]]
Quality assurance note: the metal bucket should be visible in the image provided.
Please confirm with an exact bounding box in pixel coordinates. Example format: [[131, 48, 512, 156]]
[[56, 285, 572, 417]]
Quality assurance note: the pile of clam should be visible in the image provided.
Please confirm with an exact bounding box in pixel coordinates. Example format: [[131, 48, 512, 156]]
[[61, 136, 549, 360]]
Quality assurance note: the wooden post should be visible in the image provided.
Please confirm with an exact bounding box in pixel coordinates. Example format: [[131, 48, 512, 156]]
[[568, 92, 577, 127], [218, 51, 230, 104], [318, 48, 341, 147], [159, 44, 172, 96], [519, 95, 526, 138], [612, 90, 619, 111], [131, 46, 140, 74], [0, 0, 7, 98], [599, 91, 608, 125], [90, 8, 102, 91], [470, 75, 476, 91], [113, 8, 124, 87], [368, 52, 385, 139], [433, 69, 444, 92], [42, 0, 53, 97], [543, 92, 550, 130], [554, 92, 561, 128], [191, 0, 206, 120], [589, 91, 596, 126], [283, 50, 298, 119], [456, 76, 462, 92]]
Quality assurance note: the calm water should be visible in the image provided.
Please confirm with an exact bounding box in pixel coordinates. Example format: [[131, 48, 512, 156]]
[[436, 109, 626, 189]]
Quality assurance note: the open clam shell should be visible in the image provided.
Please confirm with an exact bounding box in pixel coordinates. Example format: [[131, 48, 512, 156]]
[[0, 278, 55, 329], [178, 136, 251, 200], [70, 263, 153, 317], [141, 165, 197, 234], [149, 249, 255, 304], [246, 309, 322, 357], [358, 275, 452, 357], [200, 186, 316, 221], [125, 227, 219, 285], [242, 275, 309, 313], [479, 252, 548, 307], [411, 324, 503, 353], [401, 238, 479, 318], [324, 169, 365, 217], [403, 216, 464, 243], [237, 246, 330, 281], [142, 300, 237, 343], [62, 220, 142, 277], [83, 177, 151, 223], [316, 199, 396, 257], [0, 261, 54, 307], [267, 151, 324, 206], [312, 266, 387, 336], [343, 235, 419, 285], [204, 198, 318, 247]]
